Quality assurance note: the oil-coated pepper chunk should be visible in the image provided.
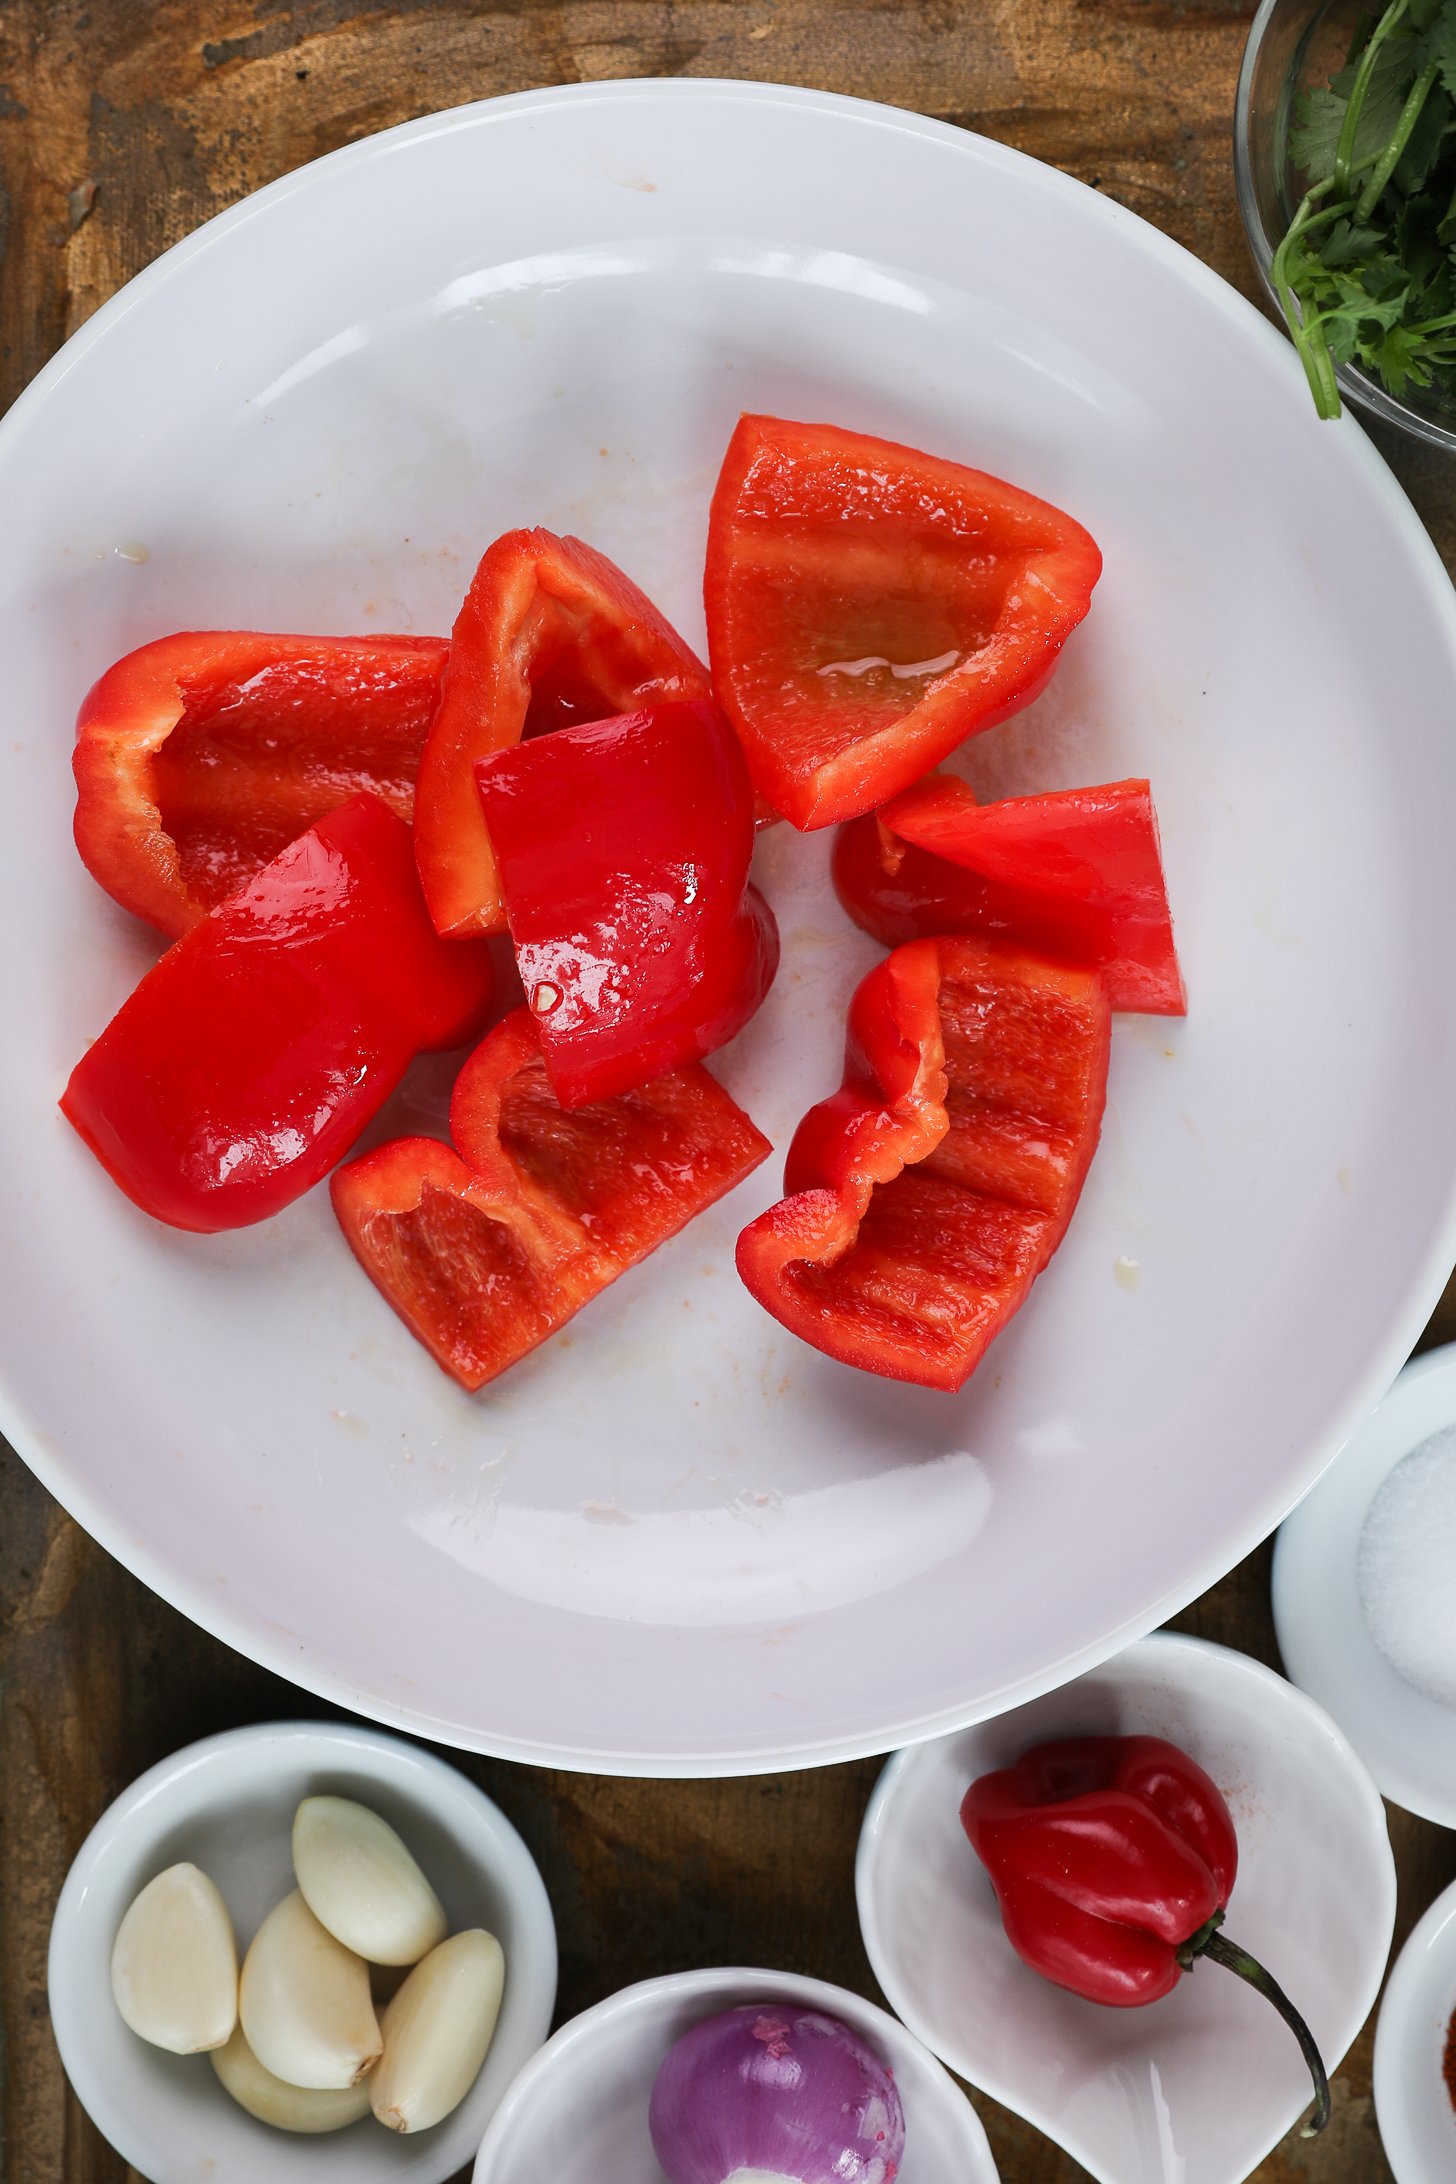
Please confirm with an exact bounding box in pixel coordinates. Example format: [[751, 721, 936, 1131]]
[[834, 775, 1184, 1014], [736, 936, 1110, 1390], [704, 415, 1101, 830], [73, 630, 449, 937], [414, 529, 711, 939], [61, 795, 494, 1232], [474, 700, 779, 1108], [331, 1008, 771, 1388]]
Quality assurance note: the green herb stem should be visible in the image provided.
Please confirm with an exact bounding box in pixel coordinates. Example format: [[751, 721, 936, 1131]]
[[1334, 0, 1410, 194], [1356, 55, 1440, 217], [1271, 185, 1357, 418]]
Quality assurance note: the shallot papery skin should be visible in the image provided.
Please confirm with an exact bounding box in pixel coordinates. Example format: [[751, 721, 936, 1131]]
[[648, 2003, 904, 2184]]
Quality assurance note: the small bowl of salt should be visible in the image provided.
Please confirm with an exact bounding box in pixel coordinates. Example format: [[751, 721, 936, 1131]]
[[1273, 1340, 1456, 1825]]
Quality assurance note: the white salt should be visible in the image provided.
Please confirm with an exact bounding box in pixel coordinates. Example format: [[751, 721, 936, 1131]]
[[1357, 1426, 1456, 1706]]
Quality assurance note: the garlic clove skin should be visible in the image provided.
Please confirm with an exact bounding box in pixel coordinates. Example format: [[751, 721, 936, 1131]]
[[239, 1890, 381, 2090], [292, 1795, 447, 1967], [109, 1862, 238, 2055], [371, 1928, 505, 2133], [211, 2023, 372, 2134]]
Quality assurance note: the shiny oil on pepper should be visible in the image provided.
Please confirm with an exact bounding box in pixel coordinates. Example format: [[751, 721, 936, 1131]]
[[61, 794, 493, 1232], [474, 698, 779, 1108], [413, 528, 712, 940], [72, 629, 449, 938], [704, 415, 1101, 831]]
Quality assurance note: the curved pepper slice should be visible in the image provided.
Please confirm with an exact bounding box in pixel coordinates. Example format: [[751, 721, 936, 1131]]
[[414, 528, 711, 940], [331, 1008, 771, 1388], [704, 414, 1102, 831], [474, 700, 780, 1108], [73, 630, 449, 938], [736, 936, 1110, 1390], [61, 795, 494, 1233], [834, 776, 1185, 1014]]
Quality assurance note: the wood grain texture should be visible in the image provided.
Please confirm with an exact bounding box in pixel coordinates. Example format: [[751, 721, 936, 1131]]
[[4, 3, 1456, 2179]]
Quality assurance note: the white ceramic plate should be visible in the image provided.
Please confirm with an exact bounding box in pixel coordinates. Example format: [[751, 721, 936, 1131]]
[[47, 1721, 557, 2184], [4, 82, 1456, 1774], [471, 1967, 998, 2182], [1374, 1875, 1456, 2183], [1273, 1342, 1456, 1826], [856, 1633, 1396, 2184]]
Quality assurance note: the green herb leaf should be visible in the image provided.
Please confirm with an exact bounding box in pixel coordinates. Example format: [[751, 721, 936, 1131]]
[[1426, 6, 1456, 94], [1278, 0, 1456, 414]]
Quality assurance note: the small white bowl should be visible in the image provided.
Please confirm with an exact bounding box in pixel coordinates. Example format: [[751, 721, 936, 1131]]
[[856, 1632, 1394, 2184], [470, 1966, 999, 2182], [1273, 1341, 1456, 1825], [1374, 1876, 1456, 2182], [48, 1719, 557, 2184]]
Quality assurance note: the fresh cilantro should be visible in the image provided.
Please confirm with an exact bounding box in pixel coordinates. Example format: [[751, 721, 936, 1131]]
[[1278, 0, 1456, 416]]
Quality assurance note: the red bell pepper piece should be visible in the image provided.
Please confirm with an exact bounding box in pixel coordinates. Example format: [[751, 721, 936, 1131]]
[[834, 776, 1185, 1014], [962, 1734, 1331, 2135], [703, 415, 1102, 831], [736, 936, 1110, 1391], [331, 1008, 771, 1388], [73, 630, 449, 938], [414, 529, 712, 940], [61, 795, 493, 1233], [474, 700, 779, 1108]]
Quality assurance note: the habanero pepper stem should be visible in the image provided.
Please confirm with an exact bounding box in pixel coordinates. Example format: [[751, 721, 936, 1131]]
[[1178, 1914, 1331, 2137]]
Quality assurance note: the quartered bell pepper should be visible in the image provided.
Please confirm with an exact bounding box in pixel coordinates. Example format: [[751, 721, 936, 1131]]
[[962, 1734, 1331, 2136], [73, 629, 449, 938], [61, 794, 494, 1233], [704, 415, 1102, 831], [414, 528, 712, 939], [474, 699, 779, 1108], [736, 935, 1110, 1390], [834, 775, 1185, 1015], [331, 1007, 771, 1388]]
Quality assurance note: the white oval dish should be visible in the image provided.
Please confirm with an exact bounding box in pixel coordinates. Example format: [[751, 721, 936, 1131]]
[[855, 1632, 1394, 2184], [1374, 1876, 1456, 2183], [470, 1965, 997, 2182], [47, 1721, 556, 2184], [1273, 1341, 1456, 1826], [6, 82, 1456, 1773]]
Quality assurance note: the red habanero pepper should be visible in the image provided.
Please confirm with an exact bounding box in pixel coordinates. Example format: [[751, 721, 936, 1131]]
[[962, 1734, 1331, 2136], [61, 795, 493, 1233], [834, 775, 1185, 1015], [413, 529, 712, 940], [736, 936, 1109, 1391], [474, 700, 779, 1108], [73, 630, 449, 937], [331, 1008, 771, 1389], [704, 415, 1102, 831]]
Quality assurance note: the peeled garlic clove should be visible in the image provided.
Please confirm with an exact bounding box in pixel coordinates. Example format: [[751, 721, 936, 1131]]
[[212, 2023, 371, 2133], [110, 1862, 237, 2054], [292, 1795, 447, 1967], [239, 1891, 380, 2090], [371, 1928, 505, 2134]]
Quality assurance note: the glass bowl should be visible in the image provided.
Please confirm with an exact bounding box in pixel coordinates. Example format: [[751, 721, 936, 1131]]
[[1236, 0, 1456, 450]]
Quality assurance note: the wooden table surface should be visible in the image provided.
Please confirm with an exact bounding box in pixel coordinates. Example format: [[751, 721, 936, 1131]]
[[4, 3, 1456, 2178]]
